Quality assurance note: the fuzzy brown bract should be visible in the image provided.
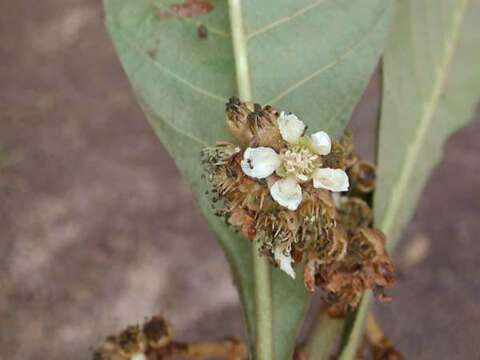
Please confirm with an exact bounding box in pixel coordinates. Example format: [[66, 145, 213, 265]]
[[203, 98, 394, 310], [316, 228, 394, 311]]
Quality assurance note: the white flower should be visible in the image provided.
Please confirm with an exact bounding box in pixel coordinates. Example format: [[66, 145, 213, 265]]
[[313, 168, 349, 192], [240, 112, 350, 210], [274, 246, 296, 279], [241, 147, 281, 179], [311, 131, 331, 155], [270, 177, 303, 211], [278, 112, 305, 144]]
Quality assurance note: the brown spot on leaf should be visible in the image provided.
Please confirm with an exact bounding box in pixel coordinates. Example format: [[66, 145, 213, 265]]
[[146, 36, 160, 59], [153, 0, 214, 19], [197, 24, 208, 39], [147, 49, 156, 59]]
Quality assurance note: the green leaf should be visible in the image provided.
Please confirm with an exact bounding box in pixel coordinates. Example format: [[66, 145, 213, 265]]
[[103, 0, 393, 358], [377, 0, 480, 250], [339, 0, 480, 358]]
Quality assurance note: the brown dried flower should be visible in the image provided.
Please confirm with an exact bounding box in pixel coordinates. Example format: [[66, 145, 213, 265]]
[[316, 228, 394, 310], [93, 315, 247, 360], [94, 324, 146, 360], [143, 316, 174, 349]]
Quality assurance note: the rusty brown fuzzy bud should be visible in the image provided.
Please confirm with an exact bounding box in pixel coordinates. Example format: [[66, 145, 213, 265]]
[[143, 316, 174, 349], [348, 160, 377, 194], [340, 129, 353, 154], [314, 228, 394, 309], [94, 315, 247, 360], [320, 142, 346, 169], [225, 98, 285, 150], [252, 105, 284, 151], [321, 131, 352, 170], [336, 196, 373, 230], [225, 97, 255, 146], [117, 325, 144, 356]]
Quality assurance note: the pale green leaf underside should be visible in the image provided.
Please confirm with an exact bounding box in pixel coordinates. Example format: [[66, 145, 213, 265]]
[[376, 0, 480, 250], [339, 0, 480, 358], [103, 0, 393, 358]]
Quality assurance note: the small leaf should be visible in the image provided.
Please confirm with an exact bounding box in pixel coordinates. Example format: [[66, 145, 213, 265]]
[[103, 0, 393, 358], [339, 0, 480, 358]]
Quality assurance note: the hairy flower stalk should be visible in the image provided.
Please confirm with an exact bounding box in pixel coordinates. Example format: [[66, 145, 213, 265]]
[[203, 98, 394, 311]]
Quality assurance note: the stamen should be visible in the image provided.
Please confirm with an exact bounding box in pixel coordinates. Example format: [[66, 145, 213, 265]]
[[280, 145, 320, 182]]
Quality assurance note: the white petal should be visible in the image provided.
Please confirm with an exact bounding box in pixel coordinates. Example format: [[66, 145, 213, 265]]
[[241, 147, 281, 179], [331, 192, 342, 207], [274, 247, 296, 279], [311, 131, 331, 155], [277, 111, 306, 144], [313, 168, 349, 192], [131, 354, 147, 360], [270, 177, 303, 210]]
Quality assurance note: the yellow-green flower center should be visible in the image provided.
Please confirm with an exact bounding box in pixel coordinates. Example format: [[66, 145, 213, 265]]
[[280, 145, 320, 182]]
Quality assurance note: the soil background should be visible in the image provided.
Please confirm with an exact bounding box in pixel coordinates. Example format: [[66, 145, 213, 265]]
[[1, 1, 479, 359]]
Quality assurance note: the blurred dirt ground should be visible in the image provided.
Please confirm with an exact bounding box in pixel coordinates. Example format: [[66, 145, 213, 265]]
[[1, 1, 479, 359]]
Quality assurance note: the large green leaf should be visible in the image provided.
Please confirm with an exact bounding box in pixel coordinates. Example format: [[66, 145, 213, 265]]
[[377, 0, 480, 250], [103, 0, 393, 358], [339, 0, 480, 358]]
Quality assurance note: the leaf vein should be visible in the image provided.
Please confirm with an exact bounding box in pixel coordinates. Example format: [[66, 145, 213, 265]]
[[145, 111, 208, 147], [117, 29, 228, 103], [246, 0, 328, 40], [267, 10, 386, 105]]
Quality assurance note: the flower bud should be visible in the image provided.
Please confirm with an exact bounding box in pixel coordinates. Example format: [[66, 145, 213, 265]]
[[143, 316, 174, 349], [336, 196, 373, 230], [117, 326, 144, 357], [225, 97, 255, 146], [348, 160, 376, 193]]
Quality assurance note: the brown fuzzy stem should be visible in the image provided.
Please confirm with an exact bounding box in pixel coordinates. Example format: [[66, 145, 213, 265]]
[[150, 339, 248, 360]]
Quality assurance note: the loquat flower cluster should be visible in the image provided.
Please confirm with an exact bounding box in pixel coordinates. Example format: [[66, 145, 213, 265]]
[[202, 98, 394, 311]]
